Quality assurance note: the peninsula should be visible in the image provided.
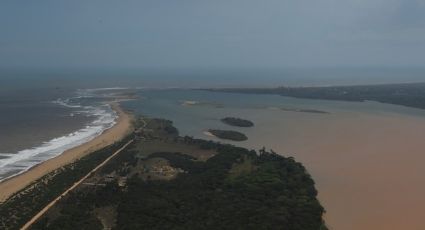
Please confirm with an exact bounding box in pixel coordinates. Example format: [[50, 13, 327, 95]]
[[207, 82, 425, 110], [2, 117, 326, 230]]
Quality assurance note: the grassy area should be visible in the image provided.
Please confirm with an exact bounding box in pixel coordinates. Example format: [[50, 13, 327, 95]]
[[29, 118, 326, 230], [0, 117, 326, 230], [133, 139, 216, 161], [0, 135, 133, 230], [227, 155, 256, 180]]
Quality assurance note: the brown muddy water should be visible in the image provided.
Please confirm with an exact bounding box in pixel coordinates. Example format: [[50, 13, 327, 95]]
[[123, 89, 425, 230]]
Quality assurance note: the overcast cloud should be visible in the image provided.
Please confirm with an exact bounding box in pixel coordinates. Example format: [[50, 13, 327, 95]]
[[1, 0, 425, 69]]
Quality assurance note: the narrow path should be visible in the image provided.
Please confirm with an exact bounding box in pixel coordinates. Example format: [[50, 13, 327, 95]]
[[21, 139, 134, 230], [140, 118, 147, 128]]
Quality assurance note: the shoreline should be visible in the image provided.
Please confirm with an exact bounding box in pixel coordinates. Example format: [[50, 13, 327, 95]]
[[202, 130, 215, 137], [0, 102, 134, 202]]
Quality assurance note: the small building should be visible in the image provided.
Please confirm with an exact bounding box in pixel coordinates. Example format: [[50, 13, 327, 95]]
[[117, 177, 127, 187]]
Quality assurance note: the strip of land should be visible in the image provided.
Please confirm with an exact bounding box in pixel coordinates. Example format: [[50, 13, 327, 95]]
[[24, 118, 325, 230], [207, 82, 425, 110], [0, 102, 134, 202], [21, 139, 134, 230]]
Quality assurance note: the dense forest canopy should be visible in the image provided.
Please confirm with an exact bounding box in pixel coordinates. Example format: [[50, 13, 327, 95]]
[[208, 129, 248, 141], [221, 117, 254, 127], [28, 119, 326, 230]]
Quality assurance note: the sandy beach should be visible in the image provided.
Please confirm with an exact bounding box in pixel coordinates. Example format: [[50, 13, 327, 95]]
[[0, 102, 134, 202], [202, 130, 215, 137]]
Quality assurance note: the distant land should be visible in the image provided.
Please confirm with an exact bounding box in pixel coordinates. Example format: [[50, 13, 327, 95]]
[[221, 117, 254, 127], [278, 107, 329, 114], [207, 82, 425, 110]]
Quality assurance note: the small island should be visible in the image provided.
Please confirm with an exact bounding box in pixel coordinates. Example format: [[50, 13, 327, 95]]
[[221, 117, 254, 127], [280, 107, 329, 114], [208, 129, 248, 141]]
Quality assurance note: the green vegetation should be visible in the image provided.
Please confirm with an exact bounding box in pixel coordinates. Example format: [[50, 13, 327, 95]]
[[1, 117, 326, 230], [221, 117, 254, 127], [29, 119, 326, 230], [209, 129, 248, 141], [0, 135, 134, 230], [114, 148, 324, 230], [227, 155, 256, 180], [209, 83, 425, 110], [280, 108, 329, 114], [32, 144, 325, 230]]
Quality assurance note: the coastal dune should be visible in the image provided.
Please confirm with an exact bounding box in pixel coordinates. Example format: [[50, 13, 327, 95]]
[[0, 102, 133, 202]]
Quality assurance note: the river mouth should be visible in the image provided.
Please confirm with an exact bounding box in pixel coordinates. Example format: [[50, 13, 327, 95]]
[[122, 88, 425, 230]]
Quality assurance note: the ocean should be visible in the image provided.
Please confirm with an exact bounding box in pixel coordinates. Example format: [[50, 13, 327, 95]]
[[0, 87, 118, 181], [1, 67, 425, 181], [2, 68, 425, 229]]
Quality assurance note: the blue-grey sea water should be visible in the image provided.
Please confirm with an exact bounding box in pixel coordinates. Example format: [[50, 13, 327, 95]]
[[1, 67, 425, 181], [0, 84, 118, 181], [121, 88, 425, 141]]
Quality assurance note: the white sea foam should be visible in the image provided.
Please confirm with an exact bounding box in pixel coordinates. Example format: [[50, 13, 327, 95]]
[[85, 87, 129, 92], [52, 98, 83, 108], [0, 91, 118, 182]]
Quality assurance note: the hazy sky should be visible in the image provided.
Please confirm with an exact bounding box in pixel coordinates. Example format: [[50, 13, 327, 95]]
[[1, 0, 425, 69]]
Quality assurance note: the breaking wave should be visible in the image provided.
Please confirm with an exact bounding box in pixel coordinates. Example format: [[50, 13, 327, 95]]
[[0, 89, 118, 182]]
